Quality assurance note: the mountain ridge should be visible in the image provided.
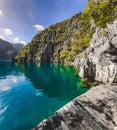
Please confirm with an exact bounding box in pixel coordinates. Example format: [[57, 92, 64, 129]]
[[0, 38, 24, 60]]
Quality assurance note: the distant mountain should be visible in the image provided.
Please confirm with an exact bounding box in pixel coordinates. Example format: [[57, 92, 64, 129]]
[[12, 43, 24, 53], [0, 38, 24, 60]]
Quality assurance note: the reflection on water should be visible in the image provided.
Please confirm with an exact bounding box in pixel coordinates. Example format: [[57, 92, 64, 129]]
[[0, 61, 87, 130], [17, 63, 86, 100]]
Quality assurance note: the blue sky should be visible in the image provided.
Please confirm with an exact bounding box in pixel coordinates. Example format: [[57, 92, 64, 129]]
[[0, 0, 86, 44]]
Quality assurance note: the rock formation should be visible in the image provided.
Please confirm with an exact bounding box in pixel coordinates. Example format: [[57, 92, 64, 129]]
[[15, 0, 117, 84], [79, 20, 117, 83], [15, 13, 81, 63], [33, 84, 117, 130]]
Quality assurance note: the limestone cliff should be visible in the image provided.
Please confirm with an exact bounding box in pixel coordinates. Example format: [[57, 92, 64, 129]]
[[15, 0, 117, 83], [15, 13, 89, 63], [78, 20, 117, 83]]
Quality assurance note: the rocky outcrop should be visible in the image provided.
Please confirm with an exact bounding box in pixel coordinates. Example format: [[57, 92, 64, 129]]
[[14, 12, 91, 64], [78, 20, 117, 83], [15, 0, 117, 84], [15, 0, 117, 65], [0, 38, 24, 60], [33, 84, 117, 130], [41, 44, 54, 62]]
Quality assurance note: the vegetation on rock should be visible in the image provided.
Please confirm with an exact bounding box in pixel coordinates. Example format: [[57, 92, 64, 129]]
[[81, 78, 99, 88], [15, 0, 117, 64]]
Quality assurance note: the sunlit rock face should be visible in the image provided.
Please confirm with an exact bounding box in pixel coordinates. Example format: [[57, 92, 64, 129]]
[[33, 84, 117, 130], [79, 20, 117, 83]]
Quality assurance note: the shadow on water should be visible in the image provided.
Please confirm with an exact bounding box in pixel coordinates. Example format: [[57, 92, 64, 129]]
[[16, 63, 87, 101]]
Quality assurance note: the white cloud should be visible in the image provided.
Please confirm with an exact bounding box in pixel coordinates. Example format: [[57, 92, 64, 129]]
[[2, 28, 13, 36], [20, 41, 27, 45], [0, 28, 27, 45], [33, 24, 45, 31], [0, 28, 13, 41], [0, 36, 4, 40], [13, 37, 20, 43], [13, 37, 27, 45], [0, 10, 3, 16]]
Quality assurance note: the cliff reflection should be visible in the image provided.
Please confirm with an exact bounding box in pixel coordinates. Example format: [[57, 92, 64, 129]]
[[16, 63, 86, 101]]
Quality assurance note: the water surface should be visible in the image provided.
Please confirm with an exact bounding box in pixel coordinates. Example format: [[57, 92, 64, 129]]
[[0, 61, 87, 130]]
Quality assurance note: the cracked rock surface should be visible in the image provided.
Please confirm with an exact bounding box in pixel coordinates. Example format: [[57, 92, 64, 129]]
[[79, 20, 117, 83], [32, 84, 117, 130]]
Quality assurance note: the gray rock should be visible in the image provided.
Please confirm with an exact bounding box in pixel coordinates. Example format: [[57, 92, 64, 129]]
[[90, 20, 96, 29], [33, 84, 117, 130], [41, 43, 54, 62], [79, 20, 117, 83]]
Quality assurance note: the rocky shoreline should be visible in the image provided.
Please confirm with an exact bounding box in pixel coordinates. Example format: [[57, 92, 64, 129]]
[[32, 20, 117, 130], [13, 1, 117, 129], [32, 84, 117, 130]]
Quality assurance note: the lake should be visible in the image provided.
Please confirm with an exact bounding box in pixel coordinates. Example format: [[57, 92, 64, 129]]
[[0, 61, 87, 130]]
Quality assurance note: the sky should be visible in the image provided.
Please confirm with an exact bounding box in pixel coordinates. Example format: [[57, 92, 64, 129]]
[[0, 0, 86, 45]]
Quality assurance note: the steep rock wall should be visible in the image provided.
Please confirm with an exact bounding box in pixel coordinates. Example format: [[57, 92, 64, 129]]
[[79, 20, 117, 83]]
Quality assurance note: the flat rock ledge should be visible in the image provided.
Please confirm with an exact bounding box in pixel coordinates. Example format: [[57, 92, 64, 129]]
[[32, 84, 117, 130]]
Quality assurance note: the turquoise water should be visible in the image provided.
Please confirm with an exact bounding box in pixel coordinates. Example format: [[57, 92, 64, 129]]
[[0, 61, 87, 130]]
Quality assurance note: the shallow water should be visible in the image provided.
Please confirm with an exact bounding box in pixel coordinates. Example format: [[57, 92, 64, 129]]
[[0, 61, 87, 130]]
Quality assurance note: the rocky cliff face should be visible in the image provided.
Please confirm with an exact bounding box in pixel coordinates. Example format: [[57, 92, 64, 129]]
[[15, 13, 86, 63], [15, 0, 117, 83], [79, 20, 117, 83], [0, 38, 24, 60]]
